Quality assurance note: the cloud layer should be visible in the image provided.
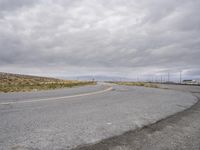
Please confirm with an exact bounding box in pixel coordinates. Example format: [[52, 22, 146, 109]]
[[0, 0, 200, 80]]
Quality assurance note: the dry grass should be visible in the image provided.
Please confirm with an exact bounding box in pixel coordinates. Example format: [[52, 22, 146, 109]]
[[0, 72, 96, 93], [110, 81, 159, 88]]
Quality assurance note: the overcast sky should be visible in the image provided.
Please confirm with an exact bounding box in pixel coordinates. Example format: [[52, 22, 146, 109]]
[[0, 0, 200, 80]]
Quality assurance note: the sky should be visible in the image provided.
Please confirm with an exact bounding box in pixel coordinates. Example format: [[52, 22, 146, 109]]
[[0, 0, 200, 81]]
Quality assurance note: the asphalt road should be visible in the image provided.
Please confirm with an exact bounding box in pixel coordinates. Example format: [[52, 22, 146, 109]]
[[73, 84, 200, 150], [0, 83, 198, 150]]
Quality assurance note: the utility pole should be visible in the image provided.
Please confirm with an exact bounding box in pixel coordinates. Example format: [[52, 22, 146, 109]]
[[168, 72, 170, 82], [161, 75, 163, 83], [180, 71, 182, 84]]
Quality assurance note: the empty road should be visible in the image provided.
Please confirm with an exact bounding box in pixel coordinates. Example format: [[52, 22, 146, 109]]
[[0, 83, 198, 150]]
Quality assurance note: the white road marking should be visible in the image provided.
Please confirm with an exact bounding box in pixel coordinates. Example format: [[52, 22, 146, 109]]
[[0, 86, 113, 105]]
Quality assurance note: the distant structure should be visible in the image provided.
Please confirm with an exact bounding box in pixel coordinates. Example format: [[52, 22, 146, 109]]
[[182, 80, 200, 85]]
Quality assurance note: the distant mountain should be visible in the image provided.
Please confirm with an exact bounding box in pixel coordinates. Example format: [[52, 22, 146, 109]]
[[64, 75, 134, 81]]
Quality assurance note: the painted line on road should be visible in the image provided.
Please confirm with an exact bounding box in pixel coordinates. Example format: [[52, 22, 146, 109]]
[[0, 86, 113, 105]]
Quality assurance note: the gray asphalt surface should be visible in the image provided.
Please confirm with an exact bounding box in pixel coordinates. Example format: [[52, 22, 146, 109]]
[[72, 84, 200, 150], [0, 83, 198, 150]]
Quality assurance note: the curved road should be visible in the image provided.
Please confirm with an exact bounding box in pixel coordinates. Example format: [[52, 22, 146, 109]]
[[0, 83, 198, 150]]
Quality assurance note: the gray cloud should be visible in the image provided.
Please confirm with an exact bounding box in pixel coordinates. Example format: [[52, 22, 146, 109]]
[[0, 0, 200, 79], [0, 0, 39, 15]]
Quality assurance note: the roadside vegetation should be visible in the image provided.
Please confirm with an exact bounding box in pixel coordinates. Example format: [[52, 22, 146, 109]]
[[110, 81, 159, 88], [0, 72, 96, 93]]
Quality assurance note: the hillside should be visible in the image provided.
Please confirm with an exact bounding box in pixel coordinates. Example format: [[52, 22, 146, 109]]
[[0, 72, 95, 93]]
